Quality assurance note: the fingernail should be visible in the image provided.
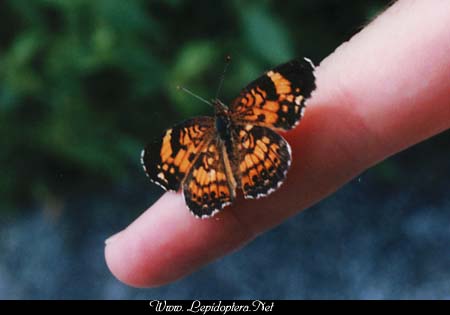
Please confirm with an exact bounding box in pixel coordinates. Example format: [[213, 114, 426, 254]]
[[105, 230, 123, 245]]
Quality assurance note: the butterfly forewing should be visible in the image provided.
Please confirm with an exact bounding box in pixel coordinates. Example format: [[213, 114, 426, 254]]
[[141, 117, 214, 191], [229, 58, 315, 130]]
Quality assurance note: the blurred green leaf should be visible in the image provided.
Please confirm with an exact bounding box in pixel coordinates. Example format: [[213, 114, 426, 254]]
[[0, 31, 44, 99], [172, 41, 217, 80], [169, 41, 218, 116], [238, 3, 294, 63]]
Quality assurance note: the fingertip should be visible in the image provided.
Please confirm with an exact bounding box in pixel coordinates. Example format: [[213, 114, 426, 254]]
[[104, 192, 189, 287], [104, 191, 256, 287], [104, 231, 169, 288], [104, 233, 144, 287]]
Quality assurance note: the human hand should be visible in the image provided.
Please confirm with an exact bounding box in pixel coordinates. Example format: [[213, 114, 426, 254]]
[[105, 0, 450, 287]]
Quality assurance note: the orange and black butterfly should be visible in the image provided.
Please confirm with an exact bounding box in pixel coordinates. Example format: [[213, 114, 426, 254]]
[[142, 58, 316, 218]]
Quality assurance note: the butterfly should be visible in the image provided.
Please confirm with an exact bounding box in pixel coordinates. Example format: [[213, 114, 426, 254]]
[[141, 58, 316, 218]]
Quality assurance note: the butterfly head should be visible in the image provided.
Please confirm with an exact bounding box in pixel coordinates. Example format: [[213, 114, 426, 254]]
[[212, 99, 228, 114]]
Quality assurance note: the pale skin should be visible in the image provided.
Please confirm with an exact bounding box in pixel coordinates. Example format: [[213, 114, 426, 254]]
[[105, 0, 450, 287]]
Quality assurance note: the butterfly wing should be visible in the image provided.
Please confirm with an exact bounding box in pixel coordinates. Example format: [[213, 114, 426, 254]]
[[229, 58, 316, 130], [141, 117, 214, 191], [233, 124, 291, 199], [182, 137, 237, 218]]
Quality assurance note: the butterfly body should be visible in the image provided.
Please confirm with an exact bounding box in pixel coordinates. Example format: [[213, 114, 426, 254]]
[[142, 58, 316, 218], [214, 101, 234, 154]]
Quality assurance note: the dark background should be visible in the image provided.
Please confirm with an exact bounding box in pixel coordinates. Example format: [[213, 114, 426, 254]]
[[0, 0, 449, 299]]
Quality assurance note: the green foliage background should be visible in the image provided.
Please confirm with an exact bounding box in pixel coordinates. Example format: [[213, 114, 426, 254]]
[[0, 0, 398, 210]]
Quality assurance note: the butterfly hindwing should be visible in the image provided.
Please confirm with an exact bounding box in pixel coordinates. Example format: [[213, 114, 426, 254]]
[[234, 124, 292, 199], [230, 58, 315, 130], [141, 117, 214, 191], [182, 138, 236, 218]]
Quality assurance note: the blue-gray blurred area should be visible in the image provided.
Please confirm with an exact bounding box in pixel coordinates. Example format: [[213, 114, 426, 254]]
[[0, 0, 449, 299]]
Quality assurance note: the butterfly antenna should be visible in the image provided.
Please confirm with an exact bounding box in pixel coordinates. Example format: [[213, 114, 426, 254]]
[[177, 86, 213, 107], [215, 55, 231, 100]]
